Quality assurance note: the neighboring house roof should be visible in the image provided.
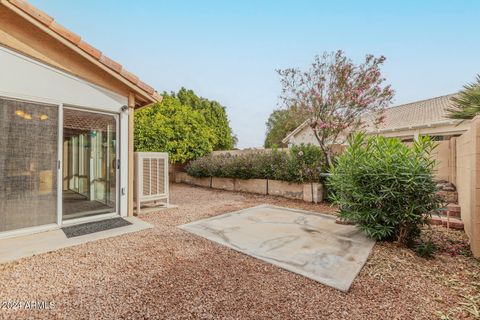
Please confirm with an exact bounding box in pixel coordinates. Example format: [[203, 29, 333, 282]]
[[1, 0, 162, 105], [283, 93, 462, 144], [366, 93, 460, 133]]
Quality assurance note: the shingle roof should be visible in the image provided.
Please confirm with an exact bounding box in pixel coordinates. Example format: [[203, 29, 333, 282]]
[[366, 93, 458, 132], [3, 0, 161, 102]]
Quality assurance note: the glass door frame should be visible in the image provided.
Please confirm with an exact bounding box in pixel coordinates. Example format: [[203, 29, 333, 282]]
[[0, 95, 122, 238], [59, 105, 121, 226], [0, 94, 61, 238]]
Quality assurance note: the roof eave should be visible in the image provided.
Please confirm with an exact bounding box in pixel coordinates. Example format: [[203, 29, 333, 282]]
[[1, 0, 160, 107], [367, 119, 467, 134]]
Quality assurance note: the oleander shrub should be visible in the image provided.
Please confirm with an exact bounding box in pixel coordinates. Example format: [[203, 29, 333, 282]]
[[186, 144, 325, 183], [328, 133, 442, 244]]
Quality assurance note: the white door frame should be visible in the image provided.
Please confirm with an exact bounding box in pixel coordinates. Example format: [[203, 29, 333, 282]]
[[60, 106, 121, 226], [0, 94, 122, 238]]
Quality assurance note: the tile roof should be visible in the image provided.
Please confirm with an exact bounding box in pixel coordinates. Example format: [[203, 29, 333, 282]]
[[366, 93, 459, 132], [283, 93, 461, 143], [4, 0, 161, 102]]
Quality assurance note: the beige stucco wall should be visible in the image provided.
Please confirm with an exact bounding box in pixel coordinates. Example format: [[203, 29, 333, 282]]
[[456, 126, 473, 238], [288, 125, 320, 146], [431, 140, 455, 183], [455, 116, 480, 257]]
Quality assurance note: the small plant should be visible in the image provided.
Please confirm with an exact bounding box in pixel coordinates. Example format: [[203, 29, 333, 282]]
[[328, 132, 442, 245], [414, 240, 437, 259]]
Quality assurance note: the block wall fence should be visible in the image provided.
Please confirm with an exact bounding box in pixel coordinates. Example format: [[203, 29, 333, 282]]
[[174, 172, 324, 204]]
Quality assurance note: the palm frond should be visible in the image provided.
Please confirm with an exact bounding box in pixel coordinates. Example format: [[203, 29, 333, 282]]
[[446, 75, 480, 120]]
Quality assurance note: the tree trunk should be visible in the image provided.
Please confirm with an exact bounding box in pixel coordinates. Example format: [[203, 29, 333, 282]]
[[312, 127, 333, 168], [325, 151, 333, 168]]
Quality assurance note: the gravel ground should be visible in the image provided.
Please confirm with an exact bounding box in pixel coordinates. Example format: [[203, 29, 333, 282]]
[[0, 183, 478, 319]]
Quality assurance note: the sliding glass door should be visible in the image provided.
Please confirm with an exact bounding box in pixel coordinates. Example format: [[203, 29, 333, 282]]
[[62, 108, 118, 220], [0, 98, 120, 234], [0, 98, 58, 232]]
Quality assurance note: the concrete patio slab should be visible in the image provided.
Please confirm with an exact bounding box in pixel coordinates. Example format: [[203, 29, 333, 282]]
[[0, 217, 153, 265], [180, 205, 375, 291]]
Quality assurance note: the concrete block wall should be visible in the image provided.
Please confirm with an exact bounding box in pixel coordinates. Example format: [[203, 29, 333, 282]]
[[455, 116, 480, 257], [174, 173, 324, 204]]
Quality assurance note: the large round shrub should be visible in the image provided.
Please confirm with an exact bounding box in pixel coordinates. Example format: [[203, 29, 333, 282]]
[[328, 133, 441, 244], [134, 94, 216, 164]]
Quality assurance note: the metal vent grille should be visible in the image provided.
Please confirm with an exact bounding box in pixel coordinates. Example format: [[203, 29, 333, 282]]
[[142, 158, 151, 196], [134, 152, 169, 213]]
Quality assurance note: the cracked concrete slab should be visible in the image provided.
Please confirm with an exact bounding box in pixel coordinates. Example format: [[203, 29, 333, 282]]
[[180, 205, 375, 291]]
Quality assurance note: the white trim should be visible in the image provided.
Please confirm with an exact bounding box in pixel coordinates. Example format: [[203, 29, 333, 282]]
[[0, 45, 128, 110], [119, 108, 129, 217], [0, 91, 62, 106], [115, 113, 120, 215], [61, 212, 119, 227], [0, 224, 59, 240], [62, 104, 123, 117], [57, 104, 64, 225], [61, 106, 121, 222], [369, 119, 468, 134]]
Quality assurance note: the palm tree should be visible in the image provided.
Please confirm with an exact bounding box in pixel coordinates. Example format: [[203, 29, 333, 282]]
[[447, 75, 480, 120]]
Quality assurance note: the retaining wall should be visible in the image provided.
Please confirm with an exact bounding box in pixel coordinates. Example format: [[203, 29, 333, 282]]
[[174, 172, 324, 203]]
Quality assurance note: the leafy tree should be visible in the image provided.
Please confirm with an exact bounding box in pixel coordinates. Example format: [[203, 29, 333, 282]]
[[277, 50, 394, 167], [134, 93, 216, 163], [264, 108, 306, 148], [176, 88, 237, 150], [447, 75, 480, 120]]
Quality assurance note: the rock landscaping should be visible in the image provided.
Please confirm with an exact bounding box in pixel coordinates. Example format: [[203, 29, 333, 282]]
[[0, 183, 477, 319]]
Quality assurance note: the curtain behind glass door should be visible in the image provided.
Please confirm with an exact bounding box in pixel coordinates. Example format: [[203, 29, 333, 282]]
[[0, 98, 58, 232]]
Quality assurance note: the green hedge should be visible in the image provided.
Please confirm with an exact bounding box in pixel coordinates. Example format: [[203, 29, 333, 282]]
[[187, 144, 326, 183], [328, 133, 442, 244]]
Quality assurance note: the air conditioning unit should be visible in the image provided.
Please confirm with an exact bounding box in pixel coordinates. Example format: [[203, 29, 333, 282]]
[[134, 152, 169, 214]]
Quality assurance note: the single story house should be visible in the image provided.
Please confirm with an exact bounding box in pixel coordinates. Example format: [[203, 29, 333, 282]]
[[282, 94, 471, 146], [0, 0, 161, 237]]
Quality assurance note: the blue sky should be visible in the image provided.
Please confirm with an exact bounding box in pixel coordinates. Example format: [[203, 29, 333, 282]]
[[30, 0, 480, 148]]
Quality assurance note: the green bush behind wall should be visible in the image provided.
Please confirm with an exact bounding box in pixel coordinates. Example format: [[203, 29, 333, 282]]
[[187, 144, 326, 183]]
